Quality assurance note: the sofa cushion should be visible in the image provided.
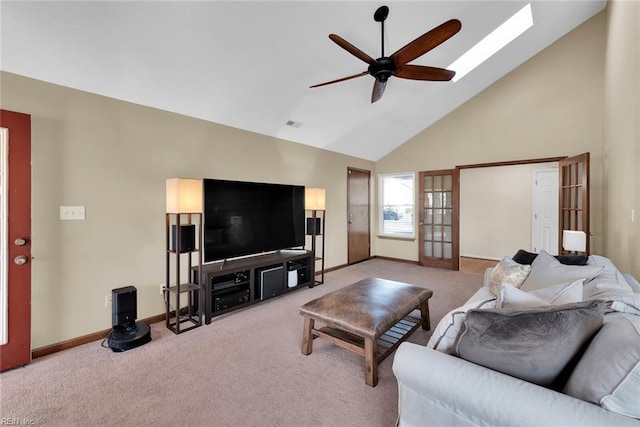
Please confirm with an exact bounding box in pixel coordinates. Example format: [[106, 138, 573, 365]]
[[623, 273, 640, 294], [497, 279, 584, 309], [426, 297, 496, 355], [512, 249, 589, 266], [487, 256, 531, 296], [520, 250, 603, 292], [564, 312, 640, 418], [583, 254, 635, 295], [456, 300, 604, 387]]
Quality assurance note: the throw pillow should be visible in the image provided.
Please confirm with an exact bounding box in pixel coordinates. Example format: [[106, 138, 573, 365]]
[[488, 256, 531, 296], [520, 250, 603, 292], [456, 300, 604, 387], [564, 312, 640, 418], [497, 279, 584, 309], [426, 298, 496, 355], [512, 249, 589, 266]]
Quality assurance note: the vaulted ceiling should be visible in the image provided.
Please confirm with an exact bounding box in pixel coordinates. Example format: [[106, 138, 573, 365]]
[[1, 1, 606, 161]]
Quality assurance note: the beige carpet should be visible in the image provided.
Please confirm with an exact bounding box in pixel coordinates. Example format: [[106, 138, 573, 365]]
[[0, 259, 483, 426]]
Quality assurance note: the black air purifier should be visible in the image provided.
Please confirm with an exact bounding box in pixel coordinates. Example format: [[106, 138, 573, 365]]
[[107, 286, 151, 352]]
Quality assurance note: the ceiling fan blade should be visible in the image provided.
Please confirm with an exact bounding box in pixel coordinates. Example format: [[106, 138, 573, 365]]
[[310, 71, 368, 88], [394, 64, 456, 81], [371, 79, 387, 103], [391, 19, 462, 66], [329, 34, 376, 65]]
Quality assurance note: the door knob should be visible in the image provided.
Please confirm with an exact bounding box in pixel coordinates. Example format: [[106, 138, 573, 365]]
[[14, 238, 28, 246], [14, 255, 28, 265]]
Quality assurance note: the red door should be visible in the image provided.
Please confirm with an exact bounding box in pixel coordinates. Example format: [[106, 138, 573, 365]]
[[0, 109, 32, 371]]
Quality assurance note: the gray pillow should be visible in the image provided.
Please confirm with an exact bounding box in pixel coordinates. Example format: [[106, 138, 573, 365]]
[[456, 300, 604, 387], [563, 312, 640, 418], [521, 250, 604, 291]]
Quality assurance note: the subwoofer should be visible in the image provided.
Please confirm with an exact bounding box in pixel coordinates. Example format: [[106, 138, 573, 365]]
[[257, 266, 284, 300]]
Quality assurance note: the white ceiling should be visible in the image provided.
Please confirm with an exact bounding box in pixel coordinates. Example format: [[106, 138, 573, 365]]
[[1, 1, 606, 161]]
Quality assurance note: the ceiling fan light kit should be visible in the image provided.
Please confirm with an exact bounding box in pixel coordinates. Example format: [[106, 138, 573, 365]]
[[311, 5, 461, 103]]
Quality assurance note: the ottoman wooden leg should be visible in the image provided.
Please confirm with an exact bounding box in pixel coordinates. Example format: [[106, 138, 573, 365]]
[[420, 300, 431, 331], [364, 338, 378, 387], [301, 316, 315, 355]]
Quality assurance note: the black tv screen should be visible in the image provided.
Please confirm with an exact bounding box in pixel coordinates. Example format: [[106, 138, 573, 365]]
[[203, 179, 305, 263]]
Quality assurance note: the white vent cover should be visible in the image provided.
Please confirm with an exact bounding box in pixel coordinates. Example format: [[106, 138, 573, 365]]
[[285, 120, 302, 128]]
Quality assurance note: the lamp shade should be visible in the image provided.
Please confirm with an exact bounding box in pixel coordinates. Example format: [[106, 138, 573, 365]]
[[305, 188, 326, 211], [562, 230, 586, 252], [166, 178, 203, 213]]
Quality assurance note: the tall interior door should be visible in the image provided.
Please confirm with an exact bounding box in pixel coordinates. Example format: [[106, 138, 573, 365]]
[[0, 110, 32, 371], [559, 153, 590, 254], [347, 168, 370, 264], [419, 169, 459, 270], [532, 169, 559, 254]]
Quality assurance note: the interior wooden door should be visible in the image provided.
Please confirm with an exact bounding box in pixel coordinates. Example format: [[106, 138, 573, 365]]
[[347, 168, 370, 264], [419, 169, 459, 270], [0, 110, 32, 371], [558, 153, 590, 254]]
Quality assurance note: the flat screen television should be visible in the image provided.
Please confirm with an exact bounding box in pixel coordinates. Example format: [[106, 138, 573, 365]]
[[203, 178, 305, 263]]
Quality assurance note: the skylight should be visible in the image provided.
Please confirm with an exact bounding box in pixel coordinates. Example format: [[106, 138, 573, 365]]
[[448, 3, 533, 82]]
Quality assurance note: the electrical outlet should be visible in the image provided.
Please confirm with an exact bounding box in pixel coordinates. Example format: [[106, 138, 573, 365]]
[[104, 294, 112, 308], [160, 283, 165, 295]]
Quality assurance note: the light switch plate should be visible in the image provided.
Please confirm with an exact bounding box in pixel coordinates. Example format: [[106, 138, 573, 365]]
[[60, 205, 85, 220]]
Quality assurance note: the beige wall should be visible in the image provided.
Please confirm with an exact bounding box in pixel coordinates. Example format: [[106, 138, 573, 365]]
[[0, 72, 373, 348], [375, 11, 607, 262], [603, 0, 640, 277]]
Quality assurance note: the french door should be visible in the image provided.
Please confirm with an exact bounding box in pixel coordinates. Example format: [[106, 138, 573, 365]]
[[418, 169, 459, 270], [0, 110, 32, 371], [559, 153, 590, 254]]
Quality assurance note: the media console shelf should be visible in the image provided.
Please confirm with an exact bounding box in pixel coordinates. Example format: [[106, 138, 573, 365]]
[[194, 250, 315, 324]]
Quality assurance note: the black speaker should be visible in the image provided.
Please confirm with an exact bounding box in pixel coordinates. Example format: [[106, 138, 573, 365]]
[[257, 266, 284, 301], [171, 224, 196, 253], [306, 217, 322, 235], [112, 286, 137, 328]]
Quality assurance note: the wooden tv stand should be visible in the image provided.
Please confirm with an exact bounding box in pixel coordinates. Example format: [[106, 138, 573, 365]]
[[194, 250, 315, 324]]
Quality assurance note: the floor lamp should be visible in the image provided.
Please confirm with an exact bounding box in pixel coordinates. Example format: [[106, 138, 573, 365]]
[[305, 188, 325, 285], [165, 178, 203, 333]]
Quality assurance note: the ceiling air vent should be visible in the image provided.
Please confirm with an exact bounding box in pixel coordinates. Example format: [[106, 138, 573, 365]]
[[285, 120, 302, 128]]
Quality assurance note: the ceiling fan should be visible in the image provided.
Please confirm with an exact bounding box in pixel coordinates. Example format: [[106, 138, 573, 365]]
[[311, 6, 462, 103]]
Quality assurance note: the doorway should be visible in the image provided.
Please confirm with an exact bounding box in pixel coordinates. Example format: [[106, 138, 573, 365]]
[[347, 167, 370, 264], [532, 169, 559, 254], [0, 110, 32, 371], [456, 154, 589, 262]]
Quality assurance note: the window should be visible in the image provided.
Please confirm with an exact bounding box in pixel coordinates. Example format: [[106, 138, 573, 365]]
[[379, 173, 415, 237]]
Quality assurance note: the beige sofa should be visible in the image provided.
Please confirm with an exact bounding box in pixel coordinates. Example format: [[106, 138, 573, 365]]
[[393, 253, 640, 426]]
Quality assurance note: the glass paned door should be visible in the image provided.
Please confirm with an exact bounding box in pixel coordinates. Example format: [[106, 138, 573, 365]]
[[419, 169, 459, 270], [559, 153, 590, 254]]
